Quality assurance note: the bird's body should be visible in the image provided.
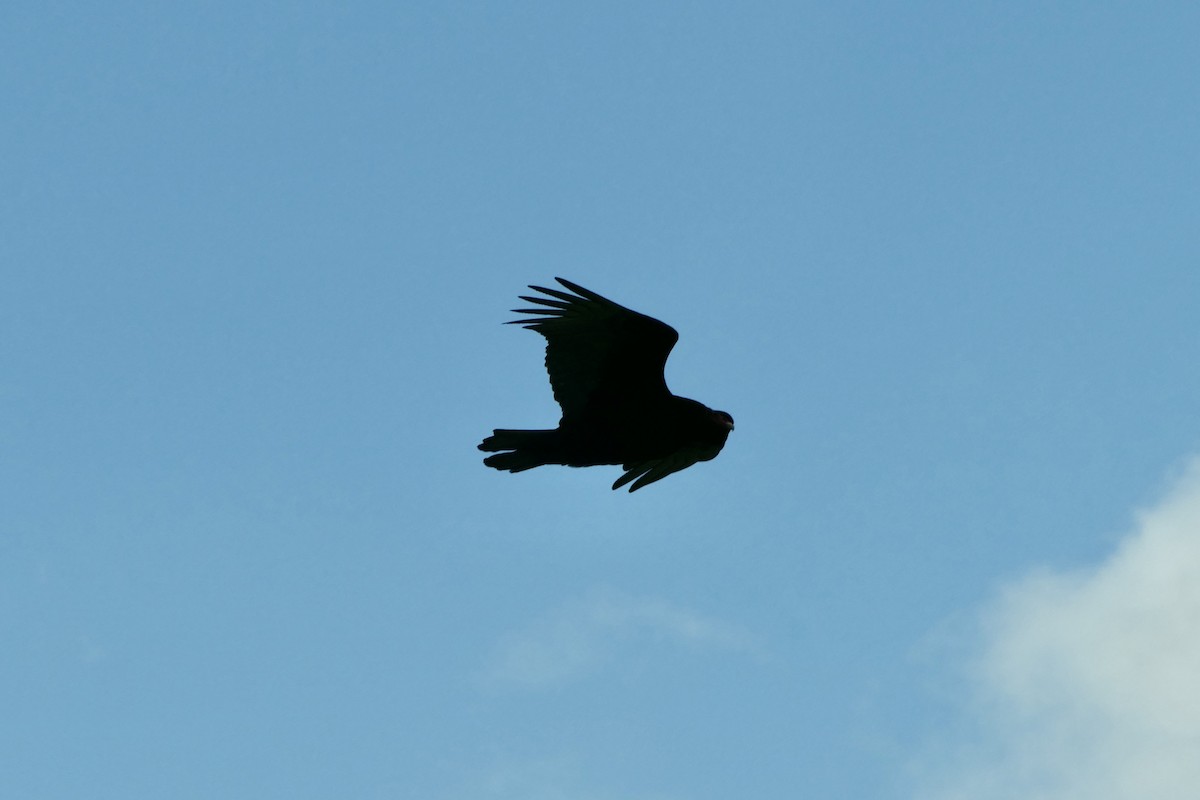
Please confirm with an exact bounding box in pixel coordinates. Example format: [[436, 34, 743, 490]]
[[478, 278, 733, 492]]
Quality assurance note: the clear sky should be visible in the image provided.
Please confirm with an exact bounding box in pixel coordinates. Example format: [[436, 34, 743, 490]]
[[3, 3, 1199, 799]]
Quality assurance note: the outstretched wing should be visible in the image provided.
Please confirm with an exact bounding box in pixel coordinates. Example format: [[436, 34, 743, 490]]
[[613, 451, 703, 493], [507, 278, 678, 419]]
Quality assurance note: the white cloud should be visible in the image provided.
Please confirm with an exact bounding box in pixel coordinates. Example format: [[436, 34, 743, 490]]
[[482, 586, 756, 688], [919, 458, 1200, 800], [438, 753, 683, 800], [461, 755, 679, 800]]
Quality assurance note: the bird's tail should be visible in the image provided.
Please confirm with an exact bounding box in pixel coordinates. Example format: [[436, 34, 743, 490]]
[[478, 429, 560, 472]]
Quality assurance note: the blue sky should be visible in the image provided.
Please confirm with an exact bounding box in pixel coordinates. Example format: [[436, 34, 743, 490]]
[[3, 3, 1199, 798]]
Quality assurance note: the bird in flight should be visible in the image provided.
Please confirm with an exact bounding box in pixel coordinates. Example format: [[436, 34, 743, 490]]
[[478, 278, 734, 492]]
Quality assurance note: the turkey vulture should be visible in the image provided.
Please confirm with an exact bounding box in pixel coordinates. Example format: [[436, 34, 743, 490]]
[[478, 278, 734, 492]]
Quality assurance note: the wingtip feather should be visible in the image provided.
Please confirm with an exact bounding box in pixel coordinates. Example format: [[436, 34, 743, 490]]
[[555, 277, 603, 301]]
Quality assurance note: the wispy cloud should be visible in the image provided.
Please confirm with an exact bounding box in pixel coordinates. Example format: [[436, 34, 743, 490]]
[[918, 458, 1200, 800], [455, 754, 680, 800], [481, 586, 756, 688]]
